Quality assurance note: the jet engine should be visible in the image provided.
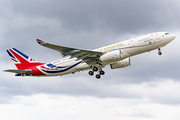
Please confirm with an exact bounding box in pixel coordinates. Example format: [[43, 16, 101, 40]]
[[110, 58, 131, 69], [99, 50, 121, 62], [99, 50, 130, 62]]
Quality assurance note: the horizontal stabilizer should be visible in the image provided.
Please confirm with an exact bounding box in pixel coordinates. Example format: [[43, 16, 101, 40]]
[[4, 69, 32, 74]]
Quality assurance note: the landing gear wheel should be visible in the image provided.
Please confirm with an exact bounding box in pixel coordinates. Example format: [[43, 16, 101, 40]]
[[89, 71, 94, 76], [100, 70, 105, 75], [158, 51, 162, 55], [158, 47, 162, 55], [93, 67, 98, 72], [96, 74, 101, 79]]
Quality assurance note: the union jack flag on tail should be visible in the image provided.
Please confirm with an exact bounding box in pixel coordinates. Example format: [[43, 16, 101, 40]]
[[6, 48, 44, 70]]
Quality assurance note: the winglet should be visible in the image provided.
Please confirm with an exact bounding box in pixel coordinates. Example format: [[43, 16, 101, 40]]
[[36, 39, 46, 44]]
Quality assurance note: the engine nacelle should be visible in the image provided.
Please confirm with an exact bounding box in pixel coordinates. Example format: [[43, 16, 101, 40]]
[[99, 50, 130, 62], [110, 58, 131, 69], [99, 50, 121, 62]]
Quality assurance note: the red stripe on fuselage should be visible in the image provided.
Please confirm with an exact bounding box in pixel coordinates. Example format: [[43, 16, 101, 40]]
[[28, 66, 45, 76]]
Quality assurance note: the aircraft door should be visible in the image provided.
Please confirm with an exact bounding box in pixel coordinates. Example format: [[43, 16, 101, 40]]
[[149, 34, 157, 49], [129, 40, 135, 47], [149, 36, 154, 45], [155, 33, 161, 42]]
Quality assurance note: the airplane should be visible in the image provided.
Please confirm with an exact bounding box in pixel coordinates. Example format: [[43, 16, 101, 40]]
[[4, 32, 176, 79]]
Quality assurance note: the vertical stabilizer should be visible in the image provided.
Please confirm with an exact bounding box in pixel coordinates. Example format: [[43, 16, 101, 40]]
[[7, 48, 44, 70]]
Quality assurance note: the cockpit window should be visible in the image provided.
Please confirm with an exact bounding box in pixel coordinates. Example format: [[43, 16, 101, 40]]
[[165, 33, 169, 35]]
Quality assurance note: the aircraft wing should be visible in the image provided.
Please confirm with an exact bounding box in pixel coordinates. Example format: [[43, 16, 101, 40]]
[[36, 39, 103, 65], [4, 69, 32, 74]]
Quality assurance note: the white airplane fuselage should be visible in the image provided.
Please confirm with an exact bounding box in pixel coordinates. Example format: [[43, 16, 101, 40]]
[[36, 32, 175, 77]]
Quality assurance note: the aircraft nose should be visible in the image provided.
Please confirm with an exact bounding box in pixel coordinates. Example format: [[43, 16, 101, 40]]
[[168, 34, 176, 42], [171, 34, 176, 40], [164, 33, 176, 44]]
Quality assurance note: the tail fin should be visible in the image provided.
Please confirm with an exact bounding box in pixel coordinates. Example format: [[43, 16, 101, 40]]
[[7, 48, 44, 70]]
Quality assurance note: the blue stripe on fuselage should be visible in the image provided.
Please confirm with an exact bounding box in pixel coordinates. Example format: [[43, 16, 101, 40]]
[[41, 61, 82, 74]]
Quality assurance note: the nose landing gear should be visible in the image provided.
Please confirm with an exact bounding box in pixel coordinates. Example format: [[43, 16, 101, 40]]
[[158, 47, 162, 55]]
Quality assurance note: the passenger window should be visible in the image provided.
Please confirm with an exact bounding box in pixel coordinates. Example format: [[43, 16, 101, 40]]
[[165, 33, 169, 35]]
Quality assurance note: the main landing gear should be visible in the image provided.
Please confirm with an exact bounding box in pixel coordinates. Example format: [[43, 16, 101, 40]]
[[158, 47, 162, 55], [88, 66, 105, 79]]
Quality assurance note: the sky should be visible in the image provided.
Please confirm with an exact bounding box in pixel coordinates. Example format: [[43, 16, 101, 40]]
[[0, 0, 180, 120]]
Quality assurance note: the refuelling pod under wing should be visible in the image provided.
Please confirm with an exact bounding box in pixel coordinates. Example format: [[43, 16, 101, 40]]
[[110, 58, 131, 69], [99, 50, 130, 62]]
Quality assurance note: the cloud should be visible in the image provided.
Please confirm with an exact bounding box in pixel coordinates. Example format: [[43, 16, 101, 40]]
[[8, 0, 180, 34], [1, 93, 180, 120]]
